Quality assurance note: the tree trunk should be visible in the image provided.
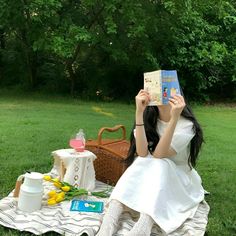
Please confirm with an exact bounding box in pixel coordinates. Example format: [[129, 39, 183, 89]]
[[66, 60, 76, 96], [29, 52, 38, 88], [20, 0, 38, 89], [17, 27, 38, 88], [0, 28, 5, 49], [23, 39, 37, 88], [0, 28, 5, 81]]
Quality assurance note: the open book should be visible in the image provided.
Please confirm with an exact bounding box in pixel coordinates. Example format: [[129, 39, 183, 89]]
[[144, 70, 180, 106]]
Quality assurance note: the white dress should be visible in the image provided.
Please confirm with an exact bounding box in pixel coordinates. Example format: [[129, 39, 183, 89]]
[[109, 117, 205, 234]]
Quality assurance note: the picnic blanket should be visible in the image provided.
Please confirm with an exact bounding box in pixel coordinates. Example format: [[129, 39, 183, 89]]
[[0, 179, 210, 236]]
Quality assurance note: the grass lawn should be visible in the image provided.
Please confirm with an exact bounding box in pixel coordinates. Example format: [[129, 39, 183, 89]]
[[0, 92, 235, 235]]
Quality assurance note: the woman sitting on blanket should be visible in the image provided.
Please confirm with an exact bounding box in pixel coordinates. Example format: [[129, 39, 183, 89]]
[[97, 89, 205, 236]]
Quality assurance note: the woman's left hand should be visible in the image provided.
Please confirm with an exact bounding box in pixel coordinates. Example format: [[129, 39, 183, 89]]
[[169, 95, 186, 119]]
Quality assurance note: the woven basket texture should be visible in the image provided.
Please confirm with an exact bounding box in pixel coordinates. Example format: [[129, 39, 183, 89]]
[[86, 125, 130, 185]]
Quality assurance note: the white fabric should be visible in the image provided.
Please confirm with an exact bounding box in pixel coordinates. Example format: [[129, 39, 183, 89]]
[[110, 117, 205, 234], [51, 149, 96, 190], [0, 180, 209, 235], [0, 180, 109, 236]]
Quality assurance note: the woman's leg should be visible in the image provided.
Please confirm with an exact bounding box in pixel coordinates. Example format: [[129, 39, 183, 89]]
[[125, 212, 154, 236], [97, 199, 124, 236]]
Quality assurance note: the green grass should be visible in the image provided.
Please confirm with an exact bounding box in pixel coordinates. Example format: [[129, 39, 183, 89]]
[[0, 93, 235, 235], [194, 105, 236, 235]]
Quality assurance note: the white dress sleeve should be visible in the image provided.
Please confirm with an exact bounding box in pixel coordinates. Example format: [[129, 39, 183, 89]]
[[135, 118, 195, 154], [171, 119, 195, 153]]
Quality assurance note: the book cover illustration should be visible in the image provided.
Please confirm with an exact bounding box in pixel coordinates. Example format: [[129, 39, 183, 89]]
[[70, 200, 104, 213], [144, 70, 180, 105]]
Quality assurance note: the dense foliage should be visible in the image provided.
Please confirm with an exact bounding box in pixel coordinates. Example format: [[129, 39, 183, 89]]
[[0, 0, 235, 101]]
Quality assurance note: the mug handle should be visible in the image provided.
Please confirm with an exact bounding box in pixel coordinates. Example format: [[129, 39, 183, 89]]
[[13, 175, 24, 198]]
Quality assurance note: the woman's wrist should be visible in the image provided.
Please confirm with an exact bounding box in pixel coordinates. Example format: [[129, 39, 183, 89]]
[[136, 111, 144, 122], [168, 116, 179, 127], [135, 123, 144, 126]]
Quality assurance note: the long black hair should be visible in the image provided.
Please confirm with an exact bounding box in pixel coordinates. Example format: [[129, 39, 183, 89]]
[[126, 103, 204, 168]]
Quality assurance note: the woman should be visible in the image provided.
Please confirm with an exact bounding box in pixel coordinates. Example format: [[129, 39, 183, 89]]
[[97, 90, 205, 236]]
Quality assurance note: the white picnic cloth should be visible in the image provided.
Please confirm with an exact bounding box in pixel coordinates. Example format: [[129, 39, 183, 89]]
[[0, 179, 210, 236]]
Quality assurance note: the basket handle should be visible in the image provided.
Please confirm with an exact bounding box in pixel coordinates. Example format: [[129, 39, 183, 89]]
[[97, 125, 126, 145]]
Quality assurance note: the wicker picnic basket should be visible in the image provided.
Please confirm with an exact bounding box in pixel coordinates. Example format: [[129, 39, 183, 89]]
[[86, 125, 130, 185]]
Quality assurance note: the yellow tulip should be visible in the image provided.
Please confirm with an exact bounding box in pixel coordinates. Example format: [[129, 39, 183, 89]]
[[55, 195, 64, 203], [43, 175, 52, 181], [58, 191, 65, 198], [61, 186, 70, 192], [54, 182, 62, 188], [51, 178, 60, 182], [47, 198, 57, 205], [48, 190, 57, 198]]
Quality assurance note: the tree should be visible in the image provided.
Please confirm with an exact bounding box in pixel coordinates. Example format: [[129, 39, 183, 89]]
[[31, 0, 156, 95], [0, 0, 235, 100]]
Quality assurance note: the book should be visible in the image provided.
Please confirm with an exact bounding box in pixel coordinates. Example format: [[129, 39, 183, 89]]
[[144, 70, 180, 105], [70, 200, 104, 213]]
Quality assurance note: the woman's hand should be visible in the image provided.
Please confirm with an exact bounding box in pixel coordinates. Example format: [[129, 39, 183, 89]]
[[169, 95, 186, 120], [135, 90, 150, 114]]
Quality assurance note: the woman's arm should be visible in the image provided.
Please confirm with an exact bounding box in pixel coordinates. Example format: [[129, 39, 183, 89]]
[[153, 95, 185, 158], [135, 90, 150, 157]]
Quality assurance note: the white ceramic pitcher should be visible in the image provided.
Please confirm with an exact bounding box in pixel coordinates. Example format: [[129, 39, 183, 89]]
[[15, 172, 44, 213]]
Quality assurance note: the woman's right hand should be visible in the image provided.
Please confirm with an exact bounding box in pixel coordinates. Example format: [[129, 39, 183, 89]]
[[135, 90, 150, 114]]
